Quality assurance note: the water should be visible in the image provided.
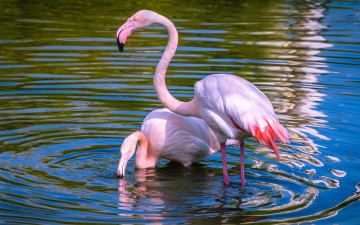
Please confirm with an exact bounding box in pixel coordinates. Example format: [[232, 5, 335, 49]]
[[1, 0, 359, 224]]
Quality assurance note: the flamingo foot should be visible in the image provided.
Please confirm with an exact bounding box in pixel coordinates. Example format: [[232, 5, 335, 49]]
[[240, 141, 245, 186], [220, 143, 229, 185]]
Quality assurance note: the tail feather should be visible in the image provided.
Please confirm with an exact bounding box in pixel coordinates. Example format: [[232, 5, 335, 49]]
[[253, 119, 289, 159]]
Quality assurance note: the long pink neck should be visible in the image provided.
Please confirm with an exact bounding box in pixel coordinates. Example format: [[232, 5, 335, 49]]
[[133, 131, 156, 168], [153, 15, 200, 117]]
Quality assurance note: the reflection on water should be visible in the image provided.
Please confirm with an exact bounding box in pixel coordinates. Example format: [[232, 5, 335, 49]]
[[1, 0, 360, 224], [272, 1, 337, 189], [117, 163, 322, 224]]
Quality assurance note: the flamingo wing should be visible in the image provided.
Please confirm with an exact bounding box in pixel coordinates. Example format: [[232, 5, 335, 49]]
[[141, 108, 217, 166], [194, 74, 289, 157]]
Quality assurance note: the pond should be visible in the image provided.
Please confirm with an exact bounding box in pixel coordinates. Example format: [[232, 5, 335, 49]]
[[0, 0, 359, 224]]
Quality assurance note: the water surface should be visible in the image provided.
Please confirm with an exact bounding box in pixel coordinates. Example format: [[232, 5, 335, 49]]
[[1, 0, 360, 224]]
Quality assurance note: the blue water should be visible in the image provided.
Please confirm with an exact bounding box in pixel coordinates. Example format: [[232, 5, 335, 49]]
[[0, 0, 359, 224]]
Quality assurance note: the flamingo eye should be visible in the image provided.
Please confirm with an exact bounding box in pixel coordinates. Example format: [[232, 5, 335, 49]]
[[133, 15, 140, 22]]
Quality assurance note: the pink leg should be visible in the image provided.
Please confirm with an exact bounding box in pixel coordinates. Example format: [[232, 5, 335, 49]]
[[220, 143, 229, 185], [240, 141, 245, 186]]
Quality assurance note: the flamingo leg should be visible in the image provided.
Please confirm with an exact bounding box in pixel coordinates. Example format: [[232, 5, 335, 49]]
[[240, 141, 245, 186], [220, 143, 229, 185]]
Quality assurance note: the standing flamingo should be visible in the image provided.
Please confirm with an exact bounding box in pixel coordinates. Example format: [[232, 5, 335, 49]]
[[117, 108, 238, 178], [116, 10, 289, 186]]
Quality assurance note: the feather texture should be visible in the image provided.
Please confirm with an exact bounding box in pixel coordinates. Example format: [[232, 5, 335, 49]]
[[194, 74, 289, 148], [253, 119, 289, 159]]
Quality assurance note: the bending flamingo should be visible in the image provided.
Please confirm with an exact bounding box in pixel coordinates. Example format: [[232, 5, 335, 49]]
[[116, 10, 289, 186], [117, 108, 238, 177]]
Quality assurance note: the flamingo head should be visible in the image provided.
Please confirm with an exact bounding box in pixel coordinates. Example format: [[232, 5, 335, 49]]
[[117, 136, 137, 178], [116, 10, 160, 52]]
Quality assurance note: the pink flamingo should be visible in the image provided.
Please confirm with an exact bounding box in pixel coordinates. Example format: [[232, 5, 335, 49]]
[[117, 108, 238, 178], [116, 10, 289, 186]]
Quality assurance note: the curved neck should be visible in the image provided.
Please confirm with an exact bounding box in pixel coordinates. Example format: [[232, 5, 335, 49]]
[[130, 131, 156, 168], [153, 16, 200, 117]]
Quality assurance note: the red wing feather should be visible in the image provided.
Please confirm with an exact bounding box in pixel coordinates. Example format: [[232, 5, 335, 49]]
[[253, 119, 289, 159]]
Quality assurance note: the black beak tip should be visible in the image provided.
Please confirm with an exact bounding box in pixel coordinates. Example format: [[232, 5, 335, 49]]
[[118, 43, 124, 52], [116, 173, 124, 179]]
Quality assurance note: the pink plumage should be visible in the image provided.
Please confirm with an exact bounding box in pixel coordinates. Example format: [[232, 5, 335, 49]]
[[117, 108, 237, 178], [194, 74, 288, 142], [253, 119, 289, 159]]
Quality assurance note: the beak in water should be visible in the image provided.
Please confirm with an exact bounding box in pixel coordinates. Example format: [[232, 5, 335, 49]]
[[117, 162, 126, 178], [117, 153, 129, 178]]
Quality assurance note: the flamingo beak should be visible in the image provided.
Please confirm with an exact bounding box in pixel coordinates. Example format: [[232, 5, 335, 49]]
[[117, 153, 130, 178], [117, 166, 124, 178], [117, 36, 124, 52], [116, 20, 135, 53]]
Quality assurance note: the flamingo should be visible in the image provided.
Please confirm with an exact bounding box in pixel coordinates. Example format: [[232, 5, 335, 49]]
[[117, 108, 238, 178], [116, 10, 290, 186]]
